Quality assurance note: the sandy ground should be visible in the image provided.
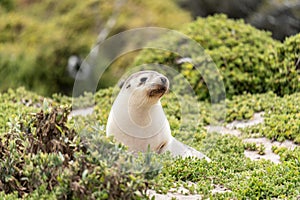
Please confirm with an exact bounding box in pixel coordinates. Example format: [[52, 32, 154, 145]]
[[219, 112, 298, 164], [207, 112, 298, 164], [147, 188, 202, 200], [69, 107, 94, 118]]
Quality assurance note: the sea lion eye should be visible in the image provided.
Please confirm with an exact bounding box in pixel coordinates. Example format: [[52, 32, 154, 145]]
[[140, 77, 147, 83]]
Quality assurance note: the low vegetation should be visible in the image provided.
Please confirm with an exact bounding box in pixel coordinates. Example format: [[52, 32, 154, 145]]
[[0, 88, 299, 199]]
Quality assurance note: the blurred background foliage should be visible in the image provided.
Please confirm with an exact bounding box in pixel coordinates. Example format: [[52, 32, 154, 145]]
[[0, 0, 299, 98], [0, 0, 191, 96]]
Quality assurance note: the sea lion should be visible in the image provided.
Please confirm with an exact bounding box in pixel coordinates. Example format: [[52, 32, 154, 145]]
[[106, 70, 210, 161]]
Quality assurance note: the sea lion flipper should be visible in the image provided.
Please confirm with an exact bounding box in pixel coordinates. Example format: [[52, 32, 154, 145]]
[[165, 137, 211, 162]]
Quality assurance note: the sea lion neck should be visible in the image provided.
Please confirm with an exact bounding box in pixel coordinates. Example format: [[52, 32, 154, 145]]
[[128, 101, 161, 127]]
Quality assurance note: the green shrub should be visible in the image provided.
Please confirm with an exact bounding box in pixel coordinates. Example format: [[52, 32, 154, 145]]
[[245, 92, 300, 143], [133, 14, 299, 99], [243, 142, 258, 151], [272, 146, 300, 163], [1, 88, 300, 199], [154, 133, 300, 199], [0, 88, 46, 135], [0, 105, 152, 199], [271, 33, 300, 95]]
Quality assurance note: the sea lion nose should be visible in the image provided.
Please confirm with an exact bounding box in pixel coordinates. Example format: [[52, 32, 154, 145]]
[[160, 77, 167, 85]]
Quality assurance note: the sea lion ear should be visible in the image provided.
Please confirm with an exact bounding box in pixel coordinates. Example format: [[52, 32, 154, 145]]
[[118, 79, 125, 89]]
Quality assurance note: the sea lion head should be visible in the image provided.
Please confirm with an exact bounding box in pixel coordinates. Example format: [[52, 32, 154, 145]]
[[120, 70, 169, 106]]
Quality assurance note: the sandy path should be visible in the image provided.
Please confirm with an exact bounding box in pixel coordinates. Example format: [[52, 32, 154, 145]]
[[209, 112, 299, 164]]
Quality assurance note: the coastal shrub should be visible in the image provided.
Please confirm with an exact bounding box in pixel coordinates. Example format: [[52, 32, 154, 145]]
[[134, 14, 300, 99], [0, 88, 300, 199], [270, 33, 300, 95], [245, 92, 300, 143], [0, 105, 152, 199]]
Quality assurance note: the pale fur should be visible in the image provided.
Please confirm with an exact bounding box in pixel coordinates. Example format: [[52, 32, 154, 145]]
[[106, 70, 210, 161]]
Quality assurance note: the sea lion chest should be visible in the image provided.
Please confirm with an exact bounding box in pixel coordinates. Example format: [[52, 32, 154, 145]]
[[106, 93, 172, 152]]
